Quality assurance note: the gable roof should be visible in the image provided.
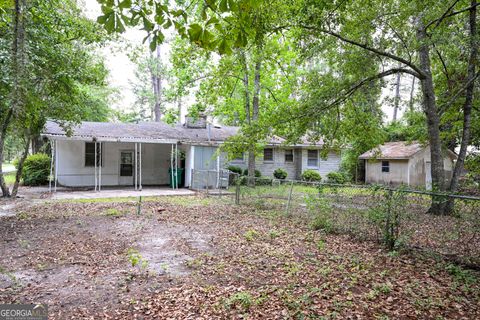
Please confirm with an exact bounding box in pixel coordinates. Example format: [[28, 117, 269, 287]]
[[359, 141, 426, 159], [42, 120, 326, 147]]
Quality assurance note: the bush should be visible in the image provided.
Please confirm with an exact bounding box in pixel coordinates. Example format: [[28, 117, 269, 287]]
[[273, 168, 288, 180], [326, 172, 346, 184], [21, 153, 51, 186], [227, 165, 243, 175], [242, 168, 261, 177], [301, 169, 321, 182]]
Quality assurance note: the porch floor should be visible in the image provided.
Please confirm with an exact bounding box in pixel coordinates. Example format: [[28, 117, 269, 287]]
[[49, 186, 196, 200]]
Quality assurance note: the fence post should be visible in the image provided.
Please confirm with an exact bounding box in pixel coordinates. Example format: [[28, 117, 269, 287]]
[[235, 178, 240, 205], [285, 180, 294, 215], [384, 189, 394, 249], [137, 196, 142, 215]]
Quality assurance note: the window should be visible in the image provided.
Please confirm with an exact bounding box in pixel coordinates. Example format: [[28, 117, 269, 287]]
[[264, 148, 273, 162], [285, 149, 294, 163], [85, 142, 102, 167], [307, 150, 318, 167], [382, 160, 390, 173]]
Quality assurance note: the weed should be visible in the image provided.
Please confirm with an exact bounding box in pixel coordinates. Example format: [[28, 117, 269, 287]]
[[444, 263, 476, 285], [244, 229, 259, 242], [16, 212, 29, 220], [317, 239, 326, 251], [225, 291, 254, 311], [284, 262, 302, 276], [127, 248, 149, 269], [104, 208, 127, 217], [269, 229, 280, 240]]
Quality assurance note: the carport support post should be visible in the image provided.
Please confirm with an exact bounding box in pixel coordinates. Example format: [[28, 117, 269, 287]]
[[139, 143, 142, 191], [175, 143, 178, 190], [54, 139, 57, 192], [99, 142, 102, 191], [49, 139, 54, 192], [134, 143, 138, 191], [94, 141, 97, 191], [170, 144, 174, 190]]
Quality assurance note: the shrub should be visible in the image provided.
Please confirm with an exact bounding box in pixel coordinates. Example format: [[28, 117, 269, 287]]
[[227, 165, 243, 175], [273, 168, 288, 180], [256, 177, 273, 185], [301, 169, 321, 182], [326, 172, 346, 184], [21, 153, 51, 186], [242, 168, 261, 177]]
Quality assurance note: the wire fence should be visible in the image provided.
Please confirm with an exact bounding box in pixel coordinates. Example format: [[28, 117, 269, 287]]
[[192, 170, 480, 269]]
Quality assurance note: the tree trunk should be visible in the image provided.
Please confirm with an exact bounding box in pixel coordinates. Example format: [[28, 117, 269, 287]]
[[1, 0, 26, 198], [415, 15, 447, 214], [11, 137, 30, 197], [151, 45, 162, 122], [247, 52, 262, 186], [445, 0, 477, 213], [409, 76, 416, 112], [393, 68, 401, 121], [0, 109, 13, 197]]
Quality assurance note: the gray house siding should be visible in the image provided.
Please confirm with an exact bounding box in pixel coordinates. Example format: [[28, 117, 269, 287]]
[[228, 147, 341, 180], [301, 149, 341, 179]]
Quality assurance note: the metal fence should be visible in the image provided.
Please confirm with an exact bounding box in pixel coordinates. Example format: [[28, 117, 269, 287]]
[[190, 169, 233, 194], [192, 171, 480, 268]]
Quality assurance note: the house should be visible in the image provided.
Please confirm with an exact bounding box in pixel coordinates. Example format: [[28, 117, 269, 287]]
[[41, 116, 343, 190], [359, 141, 457, 189]]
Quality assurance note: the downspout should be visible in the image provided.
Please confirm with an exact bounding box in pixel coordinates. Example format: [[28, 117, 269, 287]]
[[99, 142, 102, 191], [94, 140, 97, 191]]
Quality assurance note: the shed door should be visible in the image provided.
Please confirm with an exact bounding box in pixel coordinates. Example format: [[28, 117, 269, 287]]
[[425, 161, 432, 190]]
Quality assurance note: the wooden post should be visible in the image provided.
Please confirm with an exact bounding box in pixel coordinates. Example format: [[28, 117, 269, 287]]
[[285, 180, 294, 215], [235, 179, 240, 205]]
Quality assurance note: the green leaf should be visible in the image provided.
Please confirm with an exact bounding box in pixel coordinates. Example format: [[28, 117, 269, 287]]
[[188, 24, 203, 42], [118, 0, 132, 9], [219, 0, 229, 13], [218, 39, 232, 55]]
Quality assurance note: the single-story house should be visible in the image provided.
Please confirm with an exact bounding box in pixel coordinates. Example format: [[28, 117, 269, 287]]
[[41, 116, 343, 190], [359, 141, 457, 189]]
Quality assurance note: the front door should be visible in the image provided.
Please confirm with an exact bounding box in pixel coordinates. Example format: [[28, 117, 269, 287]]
[[119, 150, 134, 186]]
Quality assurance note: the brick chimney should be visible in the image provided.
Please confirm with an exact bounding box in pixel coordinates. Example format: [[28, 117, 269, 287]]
[[185, 113, 207, 129]]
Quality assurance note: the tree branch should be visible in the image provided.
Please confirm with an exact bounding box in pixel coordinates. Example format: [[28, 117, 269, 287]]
[[427, 2, 480, 30], [300, 25, 426, 79]]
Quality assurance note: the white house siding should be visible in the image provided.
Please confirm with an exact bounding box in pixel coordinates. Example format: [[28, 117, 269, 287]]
[[56, 140, 173, 187], [301, 149, 341, 179]]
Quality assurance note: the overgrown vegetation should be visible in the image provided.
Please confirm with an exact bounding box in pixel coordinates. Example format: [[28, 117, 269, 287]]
[[16, 153, 50, 186]]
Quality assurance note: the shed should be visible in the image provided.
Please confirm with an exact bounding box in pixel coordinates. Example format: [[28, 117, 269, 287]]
[[359, 141, 457, 189]]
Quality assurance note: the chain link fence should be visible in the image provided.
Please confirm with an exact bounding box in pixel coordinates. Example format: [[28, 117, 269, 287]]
[[192, 171, 480, 268]]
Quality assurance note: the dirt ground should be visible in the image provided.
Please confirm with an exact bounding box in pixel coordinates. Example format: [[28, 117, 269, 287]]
[[0, 196, 479, 319]]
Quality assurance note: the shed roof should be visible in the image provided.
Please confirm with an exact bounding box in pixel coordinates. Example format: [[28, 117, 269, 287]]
[[42, 120, 325, 146], [359, 141, 425, 159]]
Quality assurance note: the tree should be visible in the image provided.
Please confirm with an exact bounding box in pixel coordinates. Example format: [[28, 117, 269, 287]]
[[0, 0, 112, 197], [293, 0, 478, 214]]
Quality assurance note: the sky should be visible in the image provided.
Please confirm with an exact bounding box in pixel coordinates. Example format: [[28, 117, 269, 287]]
[[81, 0, 413, 123]]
